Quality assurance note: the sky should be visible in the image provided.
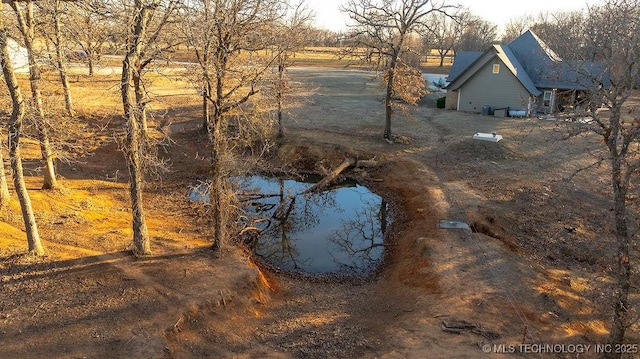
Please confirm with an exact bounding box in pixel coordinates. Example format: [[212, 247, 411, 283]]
[[309, 0, 592, 33]]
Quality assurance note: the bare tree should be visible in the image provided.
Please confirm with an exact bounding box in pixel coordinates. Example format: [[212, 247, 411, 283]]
[[8, 0, 58, 190], [307, 27, 341, 47], [181, 0, 215, 130], [529, 11, 585, 61], [121, 0, 152, 255], [119, 0, 181, 136], [119, 0, 180, 255], [0, 2, 44, 255], [426, 9, 469, 67], [586, 2, 640, 354], [583, 3, 620, 64], [182, 0, 284, 251], [501, 14, 533, 44], [39, 0, 75, 117], [342, 0, 457, 140], [559, 1, 640, 355], [66, 0, 114, 76], [456, 16, 497, 52], [272, 0, 314, 139]]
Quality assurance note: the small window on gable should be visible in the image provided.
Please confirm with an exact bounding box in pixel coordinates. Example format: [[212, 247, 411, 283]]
[[492, 64, 500, 74]]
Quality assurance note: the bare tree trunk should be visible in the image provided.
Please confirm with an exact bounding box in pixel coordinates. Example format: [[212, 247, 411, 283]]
[[54, 49, 75, 117], [0, 133, 9, 208], [199, 0, 211, 132], [133, 70, 148, 136], [88, 55, 94, 76], [121, 0, 151, 256], [9, 124, 44, 256], [51, 0, 75, 117], [37, 128, 58, 190], [605, 149, 632, 359], [438, 49, 446, 67], [384, 32, 407, 141], [202, 85, 210, 131], [0, 7, 44, 255], [208, 125, 224, 252], [384, 58, 396, 140], [10, 0, 58, 190], [123, 58, 151, 256], [276, 53, 285, 139]]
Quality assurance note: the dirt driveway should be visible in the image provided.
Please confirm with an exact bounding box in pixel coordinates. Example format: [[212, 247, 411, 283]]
[[0, 67, 637, 358]]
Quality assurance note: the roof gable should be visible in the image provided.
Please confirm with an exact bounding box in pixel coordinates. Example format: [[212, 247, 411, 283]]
[[509, 30, 561, 63], [507, 30, 561, 87], [446, 44, 541, 96], [447, 29, 605, 93]]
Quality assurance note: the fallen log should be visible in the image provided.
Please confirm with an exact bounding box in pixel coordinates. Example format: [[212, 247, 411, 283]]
[[303, 157, 357, 194]]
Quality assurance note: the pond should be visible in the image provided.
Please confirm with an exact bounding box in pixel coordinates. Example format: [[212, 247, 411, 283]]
[[191, 175, 389, 277]]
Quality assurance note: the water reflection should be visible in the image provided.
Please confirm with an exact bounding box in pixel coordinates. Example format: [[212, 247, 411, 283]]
[[235, 176, 388, 277]]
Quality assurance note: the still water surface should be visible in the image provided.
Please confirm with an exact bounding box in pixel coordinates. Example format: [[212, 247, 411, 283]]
[[191, 175, 388, 277]]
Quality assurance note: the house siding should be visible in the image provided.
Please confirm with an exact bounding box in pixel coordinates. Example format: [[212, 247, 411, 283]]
[[445, 90, 458, 110], [457, 57, 532, 113]]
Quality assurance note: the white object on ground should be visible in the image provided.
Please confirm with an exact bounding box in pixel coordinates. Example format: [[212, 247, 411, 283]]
[[473, 132, 503, 142], [437, 220, 472, 231]]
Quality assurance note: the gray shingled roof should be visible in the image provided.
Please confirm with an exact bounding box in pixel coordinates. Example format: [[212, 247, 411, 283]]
[[496, 44, 542, 96], [447, 29, 605, 93], [446, 51, 482, 82], [507, 30, 560, 88], [534, 61, 607, 90]]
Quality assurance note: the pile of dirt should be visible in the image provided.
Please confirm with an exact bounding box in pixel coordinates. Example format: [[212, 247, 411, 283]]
[[445, 138, 521, 162]]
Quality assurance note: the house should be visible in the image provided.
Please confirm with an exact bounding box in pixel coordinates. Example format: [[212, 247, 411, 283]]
[[445, 30, 603, 115], [1, 38, 29, 73]]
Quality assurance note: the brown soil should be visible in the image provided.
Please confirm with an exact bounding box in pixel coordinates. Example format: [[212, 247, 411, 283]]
[[1, 67, 638, 359]]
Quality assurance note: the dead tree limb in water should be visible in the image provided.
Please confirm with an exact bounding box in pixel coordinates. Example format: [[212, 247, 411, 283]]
[[303, 157, 357, 194]]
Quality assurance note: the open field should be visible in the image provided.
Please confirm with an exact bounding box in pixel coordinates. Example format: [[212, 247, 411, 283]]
[[0, 63, 638, 358], [152, 46, 453, 73]]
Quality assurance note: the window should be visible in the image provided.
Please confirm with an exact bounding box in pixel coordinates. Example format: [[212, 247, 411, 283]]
[[543, 91, 553, 107], [492, 64, 500, 74]]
